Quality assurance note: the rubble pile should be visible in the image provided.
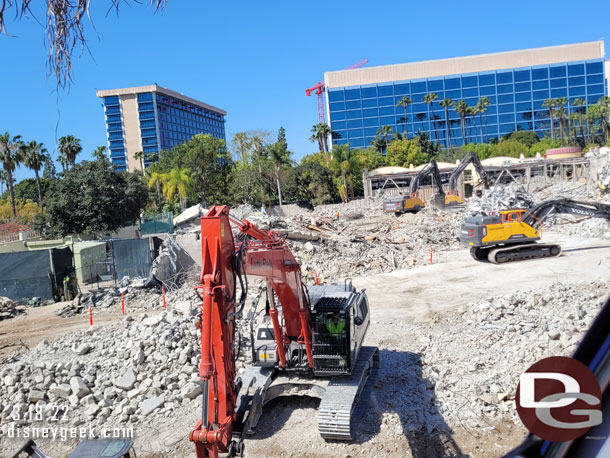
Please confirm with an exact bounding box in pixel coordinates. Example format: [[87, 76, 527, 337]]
[[0, 307, 203, 443], [288, 207, 463, 280], [467, 183, 535, 214], [0, 297, 26, 321], [417, 280, 607, 429], [529, 181, 592, 201]]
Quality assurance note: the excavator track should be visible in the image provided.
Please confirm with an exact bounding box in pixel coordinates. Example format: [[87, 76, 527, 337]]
[[488, 243, 562, 264], [317, 346, 379, 440]]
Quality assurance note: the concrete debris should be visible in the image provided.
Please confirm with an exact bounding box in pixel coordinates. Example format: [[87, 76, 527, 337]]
[[416, 280, 608, 428], [0, 306, 203, 442], [141, 395, 165, 416], [232, 203, 462, 281], [467, 183, 535, 214], [146, 235, 196, 288], [585, 146, 610, 190], [0, 296, 26, 321]]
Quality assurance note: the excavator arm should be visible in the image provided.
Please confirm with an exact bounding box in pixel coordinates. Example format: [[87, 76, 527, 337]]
[[523, 198, 610, 228], [448, 151, 490, 192], [190, 206, 314, 458], [409, 159, 445, 197]]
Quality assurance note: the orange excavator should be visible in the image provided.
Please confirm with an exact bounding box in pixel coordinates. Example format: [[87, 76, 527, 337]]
[[189, 206, 378, 458]]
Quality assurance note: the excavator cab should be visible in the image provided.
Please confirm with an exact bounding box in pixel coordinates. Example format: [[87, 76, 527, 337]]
[[307, 283, 370, 376]]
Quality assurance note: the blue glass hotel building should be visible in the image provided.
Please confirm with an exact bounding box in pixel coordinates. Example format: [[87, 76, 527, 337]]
[[96, 85, 226, 171], [324, 41, 609, 149]]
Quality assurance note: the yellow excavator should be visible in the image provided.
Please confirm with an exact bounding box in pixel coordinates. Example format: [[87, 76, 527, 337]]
[[382, 160, 445, 214], [460, 198, 610, 263], [445, 151, 490, 205]]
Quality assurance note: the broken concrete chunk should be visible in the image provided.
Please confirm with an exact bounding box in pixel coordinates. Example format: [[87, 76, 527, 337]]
[[140, 395, 165, 416], [114, 368, 137, 391], [69, 377, 90, 398], [181, 382, 202, 400]]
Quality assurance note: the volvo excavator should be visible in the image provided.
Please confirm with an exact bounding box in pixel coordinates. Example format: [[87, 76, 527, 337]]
[[460, 198, 610, 263], [445, 151, 490, 205], [383, 159, 446, 214], [189, 206, 378, 458]]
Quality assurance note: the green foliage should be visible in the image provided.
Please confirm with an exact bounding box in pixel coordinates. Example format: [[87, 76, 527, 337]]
[[43, 153, 57, 179], [357, 147, 386, 170], [150, 134, 233, 206], [283, 161, 339, 206], [228, 166, 268, 205], [385, 139, 428, 167], [1, 178, 53, 202], [310, 123, 331, 153], [330, 144, 361, 202], [464, 142, 492, 160], [0, 132, 24, 217], [34, 160, 148, 237], [57, 135, 82, 170], [503, 131, 539, 148], [489, 139, 528, 158], [414, 131, 439, 159], [529, 138, 561, 156]]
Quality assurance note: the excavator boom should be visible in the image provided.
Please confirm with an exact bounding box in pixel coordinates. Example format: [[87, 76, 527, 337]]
[[448, 151, 490, 193]]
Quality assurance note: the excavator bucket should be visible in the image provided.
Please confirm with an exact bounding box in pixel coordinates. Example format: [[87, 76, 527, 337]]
[[429, 194, 446, 209]]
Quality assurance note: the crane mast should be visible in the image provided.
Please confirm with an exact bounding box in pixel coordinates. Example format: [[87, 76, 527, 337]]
[[305, 59, 368, 124]]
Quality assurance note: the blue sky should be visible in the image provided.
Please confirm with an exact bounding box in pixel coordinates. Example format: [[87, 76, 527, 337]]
[[1, 0, 609, 182]]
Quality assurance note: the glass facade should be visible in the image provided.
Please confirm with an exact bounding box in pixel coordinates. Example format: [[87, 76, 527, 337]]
[[103, 96, 126, 170], [327, 59, 607, 149], [102, 91, 226, 171]]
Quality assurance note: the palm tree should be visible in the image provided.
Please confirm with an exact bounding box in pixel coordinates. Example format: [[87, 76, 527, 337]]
[[310, 123, 331, 154], [58, 135, 82, 170], [423, 93, 440, 143], [92, 146, 108, 161], [0, 132, 24, 218], [555, 97, 568, 145], [268, 141, 293, 206], [568, 112, 579, 144], [133, 150, 146, 171], [396, 96, 413, 138], [476, 97, 492, 143], [542, 99, 557, 140], [161, 168, 191, 210], [596, 96, 610, 144], [22, 140, 47, 204], [331, 144, 359, 202], [148, 171, 164, 208], [572, 98, 586, 143], [586, 104, 600, 143], [439, 98, 454, 149], [454, 100, 470, 146], [373, 125, 394, 154], [0, 170, 6, 196]]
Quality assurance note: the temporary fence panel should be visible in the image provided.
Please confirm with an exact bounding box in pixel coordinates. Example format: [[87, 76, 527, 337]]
[[73, 242, 107, 285], [140, 212, 174, 235], [113, 239, 152, 280], [0, 250, 53, 301]]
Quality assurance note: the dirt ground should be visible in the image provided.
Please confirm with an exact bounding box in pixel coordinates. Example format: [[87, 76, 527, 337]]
[[1, 230, 608, 457]]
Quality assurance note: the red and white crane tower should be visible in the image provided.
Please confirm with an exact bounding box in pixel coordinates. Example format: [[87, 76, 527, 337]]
[[305, 58, 368, 124]]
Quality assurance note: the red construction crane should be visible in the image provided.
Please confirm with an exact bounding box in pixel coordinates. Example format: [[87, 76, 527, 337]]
[[306, 58, 368, 124]]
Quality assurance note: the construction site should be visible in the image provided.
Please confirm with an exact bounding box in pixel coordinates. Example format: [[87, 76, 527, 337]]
[[0, 144, 609, 458]]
